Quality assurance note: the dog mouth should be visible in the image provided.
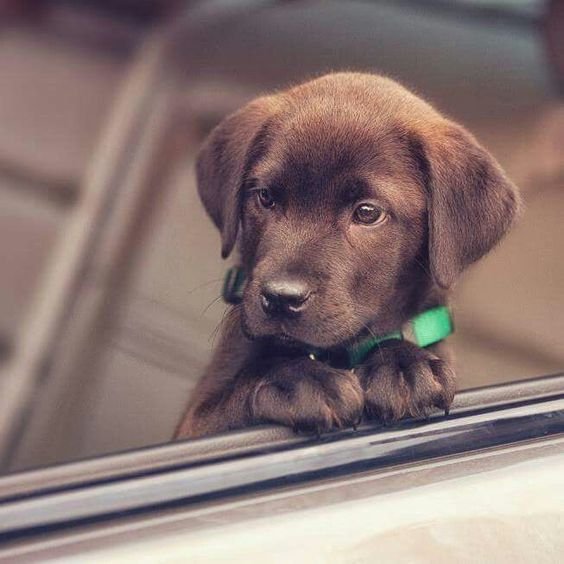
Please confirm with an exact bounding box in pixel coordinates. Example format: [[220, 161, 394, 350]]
[[272, 331, 304, 346], [264, 332, 327, 356], [241, 311, 358, 350], [241, 316, 303, 346]]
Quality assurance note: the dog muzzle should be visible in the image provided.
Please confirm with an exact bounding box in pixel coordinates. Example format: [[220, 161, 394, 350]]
[[221, 266, 454, 369]]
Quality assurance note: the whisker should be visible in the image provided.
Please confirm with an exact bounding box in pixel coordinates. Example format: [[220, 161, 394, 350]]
[[360, 321, 377, 340], [209, 305, 240, 345], [209, 310, 228, 344], [186, 277, 223, 296], [200, 294, 223, 317]]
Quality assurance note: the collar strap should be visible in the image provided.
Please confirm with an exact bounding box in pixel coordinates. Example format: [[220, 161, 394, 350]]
[[222, 267, 453, 368], [345, 305, 453, 367], [222, 266, 246, 304]]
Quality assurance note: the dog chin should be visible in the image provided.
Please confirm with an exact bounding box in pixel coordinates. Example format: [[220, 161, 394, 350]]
[[241, 313, 354, 349]]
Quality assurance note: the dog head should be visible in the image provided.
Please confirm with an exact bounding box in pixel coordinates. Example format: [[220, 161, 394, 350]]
[[196, 73, 520, 349]]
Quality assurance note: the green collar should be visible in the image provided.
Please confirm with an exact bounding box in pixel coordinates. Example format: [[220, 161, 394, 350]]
[[222, 266, 246, 304], [343, 305, 453, 367], [222, 266, 453, 369]]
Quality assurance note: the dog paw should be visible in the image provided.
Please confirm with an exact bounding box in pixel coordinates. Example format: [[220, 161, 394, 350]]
[[360, 341, 455, 421], [250, 358, 364, 434]]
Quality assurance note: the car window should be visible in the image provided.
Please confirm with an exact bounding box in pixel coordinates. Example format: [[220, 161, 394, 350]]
[[0, 0, 561, 477]]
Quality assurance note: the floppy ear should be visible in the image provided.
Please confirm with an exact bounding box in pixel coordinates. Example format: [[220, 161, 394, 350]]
[[416, 122, 521, 289], [196, 96, 276, 258]]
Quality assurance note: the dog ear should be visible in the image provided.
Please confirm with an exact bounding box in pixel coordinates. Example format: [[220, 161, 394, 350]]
[[196, 96, 276, 258], [414, 122, 521, 289]]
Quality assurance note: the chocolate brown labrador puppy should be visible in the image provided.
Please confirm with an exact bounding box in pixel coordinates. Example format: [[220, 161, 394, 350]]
[[175, 72, 520, 439]]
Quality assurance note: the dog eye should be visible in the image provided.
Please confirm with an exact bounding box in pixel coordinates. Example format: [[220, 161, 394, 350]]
[[256, 188, 275, 209], [353, 203, 386, 225]]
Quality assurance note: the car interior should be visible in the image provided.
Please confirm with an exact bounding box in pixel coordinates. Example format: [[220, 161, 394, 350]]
[[0, 0, 562, 556]]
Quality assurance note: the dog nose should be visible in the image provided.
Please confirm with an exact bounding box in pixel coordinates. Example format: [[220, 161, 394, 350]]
[[260, 278, 312, 316]]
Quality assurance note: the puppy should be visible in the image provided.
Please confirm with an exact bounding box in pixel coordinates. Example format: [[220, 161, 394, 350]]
[[175, 72, 520, 439]]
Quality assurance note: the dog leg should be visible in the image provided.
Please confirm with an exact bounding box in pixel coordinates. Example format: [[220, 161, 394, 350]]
[[176, 356, 364, 439], [359, 340, 455, 422], [249, 358, 364, 435]]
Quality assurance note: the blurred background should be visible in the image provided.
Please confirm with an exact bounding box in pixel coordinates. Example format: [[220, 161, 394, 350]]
[[0, 0, 562, 473]]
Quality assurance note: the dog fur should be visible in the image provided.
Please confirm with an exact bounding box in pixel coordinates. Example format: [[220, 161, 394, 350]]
[[175, 73, 520, 439]]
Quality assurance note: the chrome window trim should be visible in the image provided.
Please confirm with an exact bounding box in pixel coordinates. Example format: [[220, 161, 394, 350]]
[[0, 374, 562, 539]]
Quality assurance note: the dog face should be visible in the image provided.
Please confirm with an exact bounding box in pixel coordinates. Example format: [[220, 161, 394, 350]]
[[237, 106, 429, 348], [197, 73, 520, 348]]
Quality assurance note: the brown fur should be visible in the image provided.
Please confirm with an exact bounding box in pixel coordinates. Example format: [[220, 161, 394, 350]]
[[175, 73, 520, 439]]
